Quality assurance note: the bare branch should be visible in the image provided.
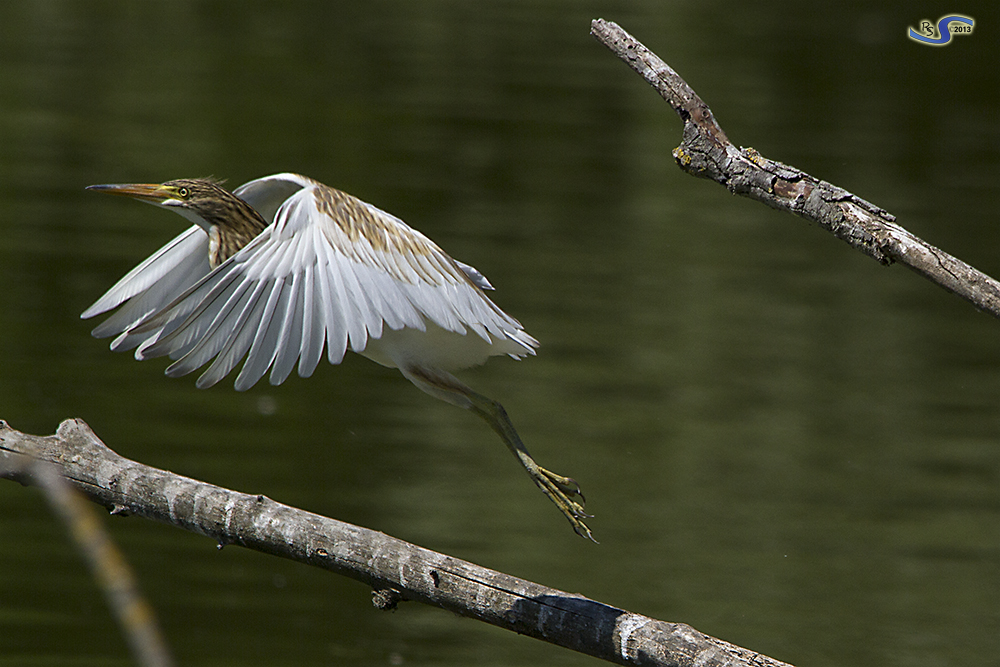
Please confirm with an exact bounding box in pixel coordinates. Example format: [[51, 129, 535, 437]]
[[590, 18, 1000, 319], [0, 418, 794, 667]]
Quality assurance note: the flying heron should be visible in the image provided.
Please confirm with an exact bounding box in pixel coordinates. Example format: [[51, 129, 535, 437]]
[[82, 173, 593, 540]]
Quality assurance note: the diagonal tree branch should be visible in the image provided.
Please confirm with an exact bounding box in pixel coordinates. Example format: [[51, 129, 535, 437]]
[[0, 418, 794, 667], [590, 18, 1000, 319]]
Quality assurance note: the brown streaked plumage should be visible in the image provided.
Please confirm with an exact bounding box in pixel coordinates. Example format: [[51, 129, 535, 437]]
[[312, 185, 458, 287], [82, 173, 593, 540]]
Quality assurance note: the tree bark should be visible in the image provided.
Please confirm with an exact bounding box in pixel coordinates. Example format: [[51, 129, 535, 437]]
[[590, 18, 1000, 320], [0, 418, 793, 667]]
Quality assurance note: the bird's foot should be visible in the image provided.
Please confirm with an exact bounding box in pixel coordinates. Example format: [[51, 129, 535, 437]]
[[532, 466, 596, 542]]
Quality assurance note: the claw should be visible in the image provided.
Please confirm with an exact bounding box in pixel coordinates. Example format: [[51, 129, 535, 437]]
[[548, 473, 587, 507], [534, 466, 597, 542]]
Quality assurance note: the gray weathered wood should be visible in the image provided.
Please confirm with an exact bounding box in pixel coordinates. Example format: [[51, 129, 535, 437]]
[[0, 418, 794, 667], [590, 18, 1000, 319]]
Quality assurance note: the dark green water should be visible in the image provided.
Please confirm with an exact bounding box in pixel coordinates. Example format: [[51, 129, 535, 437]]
[[2, 2, 998, 665]]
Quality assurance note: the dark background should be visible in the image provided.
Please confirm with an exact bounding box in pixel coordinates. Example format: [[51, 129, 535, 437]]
[[2, 2, 998, 665]]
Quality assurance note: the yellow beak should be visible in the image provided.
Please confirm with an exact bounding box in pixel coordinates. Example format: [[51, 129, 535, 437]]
[[86, 183, 178, 204]]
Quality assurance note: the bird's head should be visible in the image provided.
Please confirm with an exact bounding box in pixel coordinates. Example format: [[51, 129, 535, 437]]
[[87, 178, 268, 266], [86, 179, 241, 231]]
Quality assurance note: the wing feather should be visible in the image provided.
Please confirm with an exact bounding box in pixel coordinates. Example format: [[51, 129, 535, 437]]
[[164, 272, 257, 378], [234, 277, 287, 390], [296, 263, 320, 377], [269, 269, 306, 385], [136, 267, 244, 360], [193, 279, 271, 388], [83, 226, 212, 353], [314, 247, 348, 365], [82, 225, 209, 319]]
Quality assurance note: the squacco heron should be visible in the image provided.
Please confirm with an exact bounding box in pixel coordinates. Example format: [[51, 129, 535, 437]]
[[82, 173, 593, 540]]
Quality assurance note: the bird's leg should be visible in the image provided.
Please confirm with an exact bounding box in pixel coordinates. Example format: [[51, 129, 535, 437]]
[[401, 366, 595, 541], [468, 391, 595, 542]]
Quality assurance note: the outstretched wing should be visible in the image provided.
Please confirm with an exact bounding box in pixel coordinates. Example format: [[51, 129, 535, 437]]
[[81, 225, 212, 352], [121, 173, 536, 391]]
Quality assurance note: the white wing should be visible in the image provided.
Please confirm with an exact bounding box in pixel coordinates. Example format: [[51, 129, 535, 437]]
[[110, 173, 536, 391], [81, 225, 212, 352]]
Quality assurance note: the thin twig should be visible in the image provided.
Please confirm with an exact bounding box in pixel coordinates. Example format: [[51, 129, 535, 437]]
[[1, 454, 174, 667], [590, 18, 1000, 319]]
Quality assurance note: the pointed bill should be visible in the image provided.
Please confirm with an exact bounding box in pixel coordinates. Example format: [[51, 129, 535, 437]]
[[87, 183, 179, 204]]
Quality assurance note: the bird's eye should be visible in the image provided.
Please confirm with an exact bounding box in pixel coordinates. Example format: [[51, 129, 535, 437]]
[[178, 187, 190, 198]]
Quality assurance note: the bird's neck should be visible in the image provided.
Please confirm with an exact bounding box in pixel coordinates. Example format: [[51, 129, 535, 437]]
[[210, 208, 267, 268], [176, 196, 269, 268]]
